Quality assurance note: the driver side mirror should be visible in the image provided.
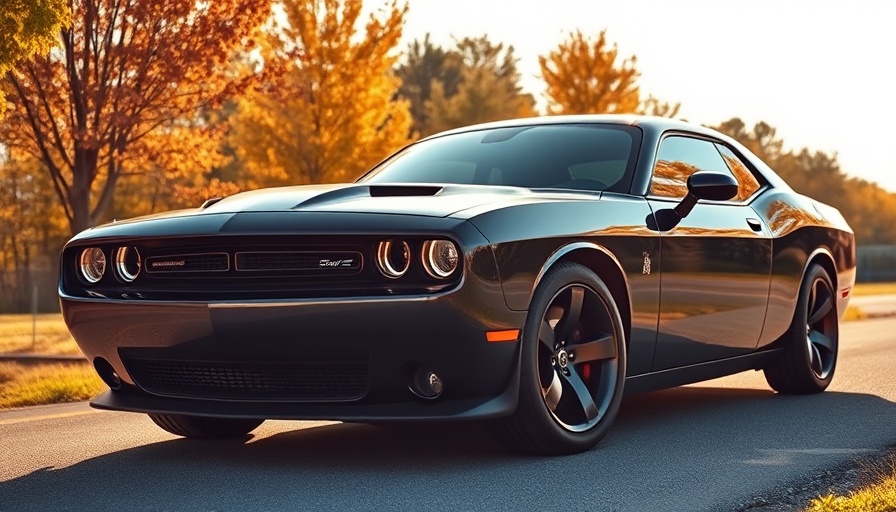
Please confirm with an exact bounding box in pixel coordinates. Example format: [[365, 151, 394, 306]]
[[673, 171, 739, 218]]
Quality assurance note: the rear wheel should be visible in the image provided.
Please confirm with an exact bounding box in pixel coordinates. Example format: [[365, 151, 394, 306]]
[[495, 262, 626, 455], [148, 414, 264, 439], [764, 264, 838, 394]]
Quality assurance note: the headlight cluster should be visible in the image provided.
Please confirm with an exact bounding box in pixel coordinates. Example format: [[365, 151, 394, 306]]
[[79, 248, 106, 283], [78, 247, 141, 284], [422, 240, 459, 278], [375, 239, 459, 280]]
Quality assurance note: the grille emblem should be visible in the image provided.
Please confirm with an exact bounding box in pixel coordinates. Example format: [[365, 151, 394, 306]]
[[319, 259, 354, 268], [151, 260, 186, 268], [234, 251, 362, 273], [145, 252, 230, 273]]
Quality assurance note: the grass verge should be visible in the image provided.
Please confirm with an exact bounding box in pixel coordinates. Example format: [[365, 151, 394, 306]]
[[0, 361, 104, 409], [0, 314, 79, 355], [806, 454, 896, 511]]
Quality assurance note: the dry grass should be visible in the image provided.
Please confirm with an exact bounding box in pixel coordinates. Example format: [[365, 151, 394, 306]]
[[806, 455, 896, 511], [0, 314, 80, 355], [0, 361, 104, 409], [841, 306, 866, 322]]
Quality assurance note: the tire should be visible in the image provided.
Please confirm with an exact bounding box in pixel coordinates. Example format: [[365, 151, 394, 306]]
[[148, 414, 264, 439], [495, 262, 626, 455], [764, 264, 838, 394]]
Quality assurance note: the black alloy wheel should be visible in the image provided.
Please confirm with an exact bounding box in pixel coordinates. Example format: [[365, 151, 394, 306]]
[[496, 262, 626, 455], [764, 264, 839, 394]]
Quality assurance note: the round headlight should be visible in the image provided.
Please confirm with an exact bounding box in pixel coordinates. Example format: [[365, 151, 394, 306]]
[[79, 247, 106, 284], [422, 240, 459, 279], [115, 247, 141, 282], [376, 240, 411, 279]]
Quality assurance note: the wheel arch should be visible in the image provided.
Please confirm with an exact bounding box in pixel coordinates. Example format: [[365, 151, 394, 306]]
[[533, 243, 632, 350], [803, 247, 838, 294]]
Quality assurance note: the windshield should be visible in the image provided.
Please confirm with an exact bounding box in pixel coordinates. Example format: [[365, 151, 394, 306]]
[[360, 124, 641, 193]]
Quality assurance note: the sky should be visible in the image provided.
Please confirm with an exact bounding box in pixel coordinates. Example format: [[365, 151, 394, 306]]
[[394, 0, 896, 192]]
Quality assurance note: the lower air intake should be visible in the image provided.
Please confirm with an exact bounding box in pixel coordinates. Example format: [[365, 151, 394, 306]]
[[124, 358, 369, 402]]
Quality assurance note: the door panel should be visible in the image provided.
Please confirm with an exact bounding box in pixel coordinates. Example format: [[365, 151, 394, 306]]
[[650, 200, 772, 370]]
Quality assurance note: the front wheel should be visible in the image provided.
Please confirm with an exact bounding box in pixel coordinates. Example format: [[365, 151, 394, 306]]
[[149, 414, 264, 439], [495, 262, 626, 455], [764, 264, 839, 394]]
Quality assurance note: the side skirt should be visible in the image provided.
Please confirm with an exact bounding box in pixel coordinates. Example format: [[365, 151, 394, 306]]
[[623, 349, 783, 396]]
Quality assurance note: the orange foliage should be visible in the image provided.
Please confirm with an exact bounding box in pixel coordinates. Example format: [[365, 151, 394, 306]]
[[539, 30, 641, 115], [1, 0, 272, 234], [230, 0, 412, 187], [651, 160, 697, 198], [765, 199, 823, 236], [721, 153, 761, 201]]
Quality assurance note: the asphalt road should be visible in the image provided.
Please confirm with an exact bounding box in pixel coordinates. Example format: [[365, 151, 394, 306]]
[[1, 317, 895, 512]]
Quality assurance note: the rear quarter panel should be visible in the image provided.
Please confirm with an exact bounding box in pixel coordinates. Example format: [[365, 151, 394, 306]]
[[751, 189, 856, 346]]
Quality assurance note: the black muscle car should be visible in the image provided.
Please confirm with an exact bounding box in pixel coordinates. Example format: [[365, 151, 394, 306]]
[[59, 115, 856, 454]]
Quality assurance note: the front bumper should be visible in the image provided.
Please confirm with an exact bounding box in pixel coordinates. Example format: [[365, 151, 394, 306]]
[[61, 282, 527, 421]]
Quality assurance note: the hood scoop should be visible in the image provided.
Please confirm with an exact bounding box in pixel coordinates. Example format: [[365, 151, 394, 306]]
[[294, 184, 443, 209], [369, 185, 442, 197]]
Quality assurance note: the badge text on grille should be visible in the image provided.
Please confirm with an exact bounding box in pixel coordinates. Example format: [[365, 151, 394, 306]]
[[151, 260, 186, 268], [145, 252, 230, 273], [319, 259, 354, 268]]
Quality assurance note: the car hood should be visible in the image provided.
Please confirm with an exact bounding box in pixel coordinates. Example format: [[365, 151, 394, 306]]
[[196, 183, 570, 218], [69, 183, 603, 242]]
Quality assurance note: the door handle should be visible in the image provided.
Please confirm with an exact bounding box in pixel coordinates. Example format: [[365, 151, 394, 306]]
[[746, 218, 763, 231]]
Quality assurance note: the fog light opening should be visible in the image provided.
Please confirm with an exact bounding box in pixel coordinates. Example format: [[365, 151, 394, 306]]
[[409, 365, 444, 400], [93, 357, 122, 390]]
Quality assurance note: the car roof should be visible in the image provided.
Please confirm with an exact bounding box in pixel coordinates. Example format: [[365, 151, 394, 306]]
[[420, 114, 724, 141]]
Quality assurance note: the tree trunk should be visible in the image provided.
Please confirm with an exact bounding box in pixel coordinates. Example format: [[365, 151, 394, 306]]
[[70, 148, 98, 235]]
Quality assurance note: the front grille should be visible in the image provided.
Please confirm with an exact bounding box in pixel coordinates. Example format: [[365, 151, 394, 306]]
[[62, 235, 462, 300], [124, 358, 369, 401], [235, 251, 362, 273]]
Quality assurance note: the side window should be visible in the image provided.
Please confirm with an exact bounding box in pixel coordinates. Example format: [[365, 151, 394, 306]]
[[715, 144, 762, 201], [651, 136, 734, 199]]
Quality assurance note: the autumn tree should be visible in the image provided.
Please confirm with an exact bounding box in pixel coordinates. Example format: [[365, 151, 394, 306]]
[[423, 36, 537, 135], [540, 30, 640, 115], [539, 30, 680, 117], [103, 119, 241, 221], [0, 0, 69, 116], [0, 0, 272, 235], [0, 150, 68, 310], [713, 118, 784, 164], [844, 177, 896, 245], [230, 0, 412, 187], [395, 34, 462, 137]]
